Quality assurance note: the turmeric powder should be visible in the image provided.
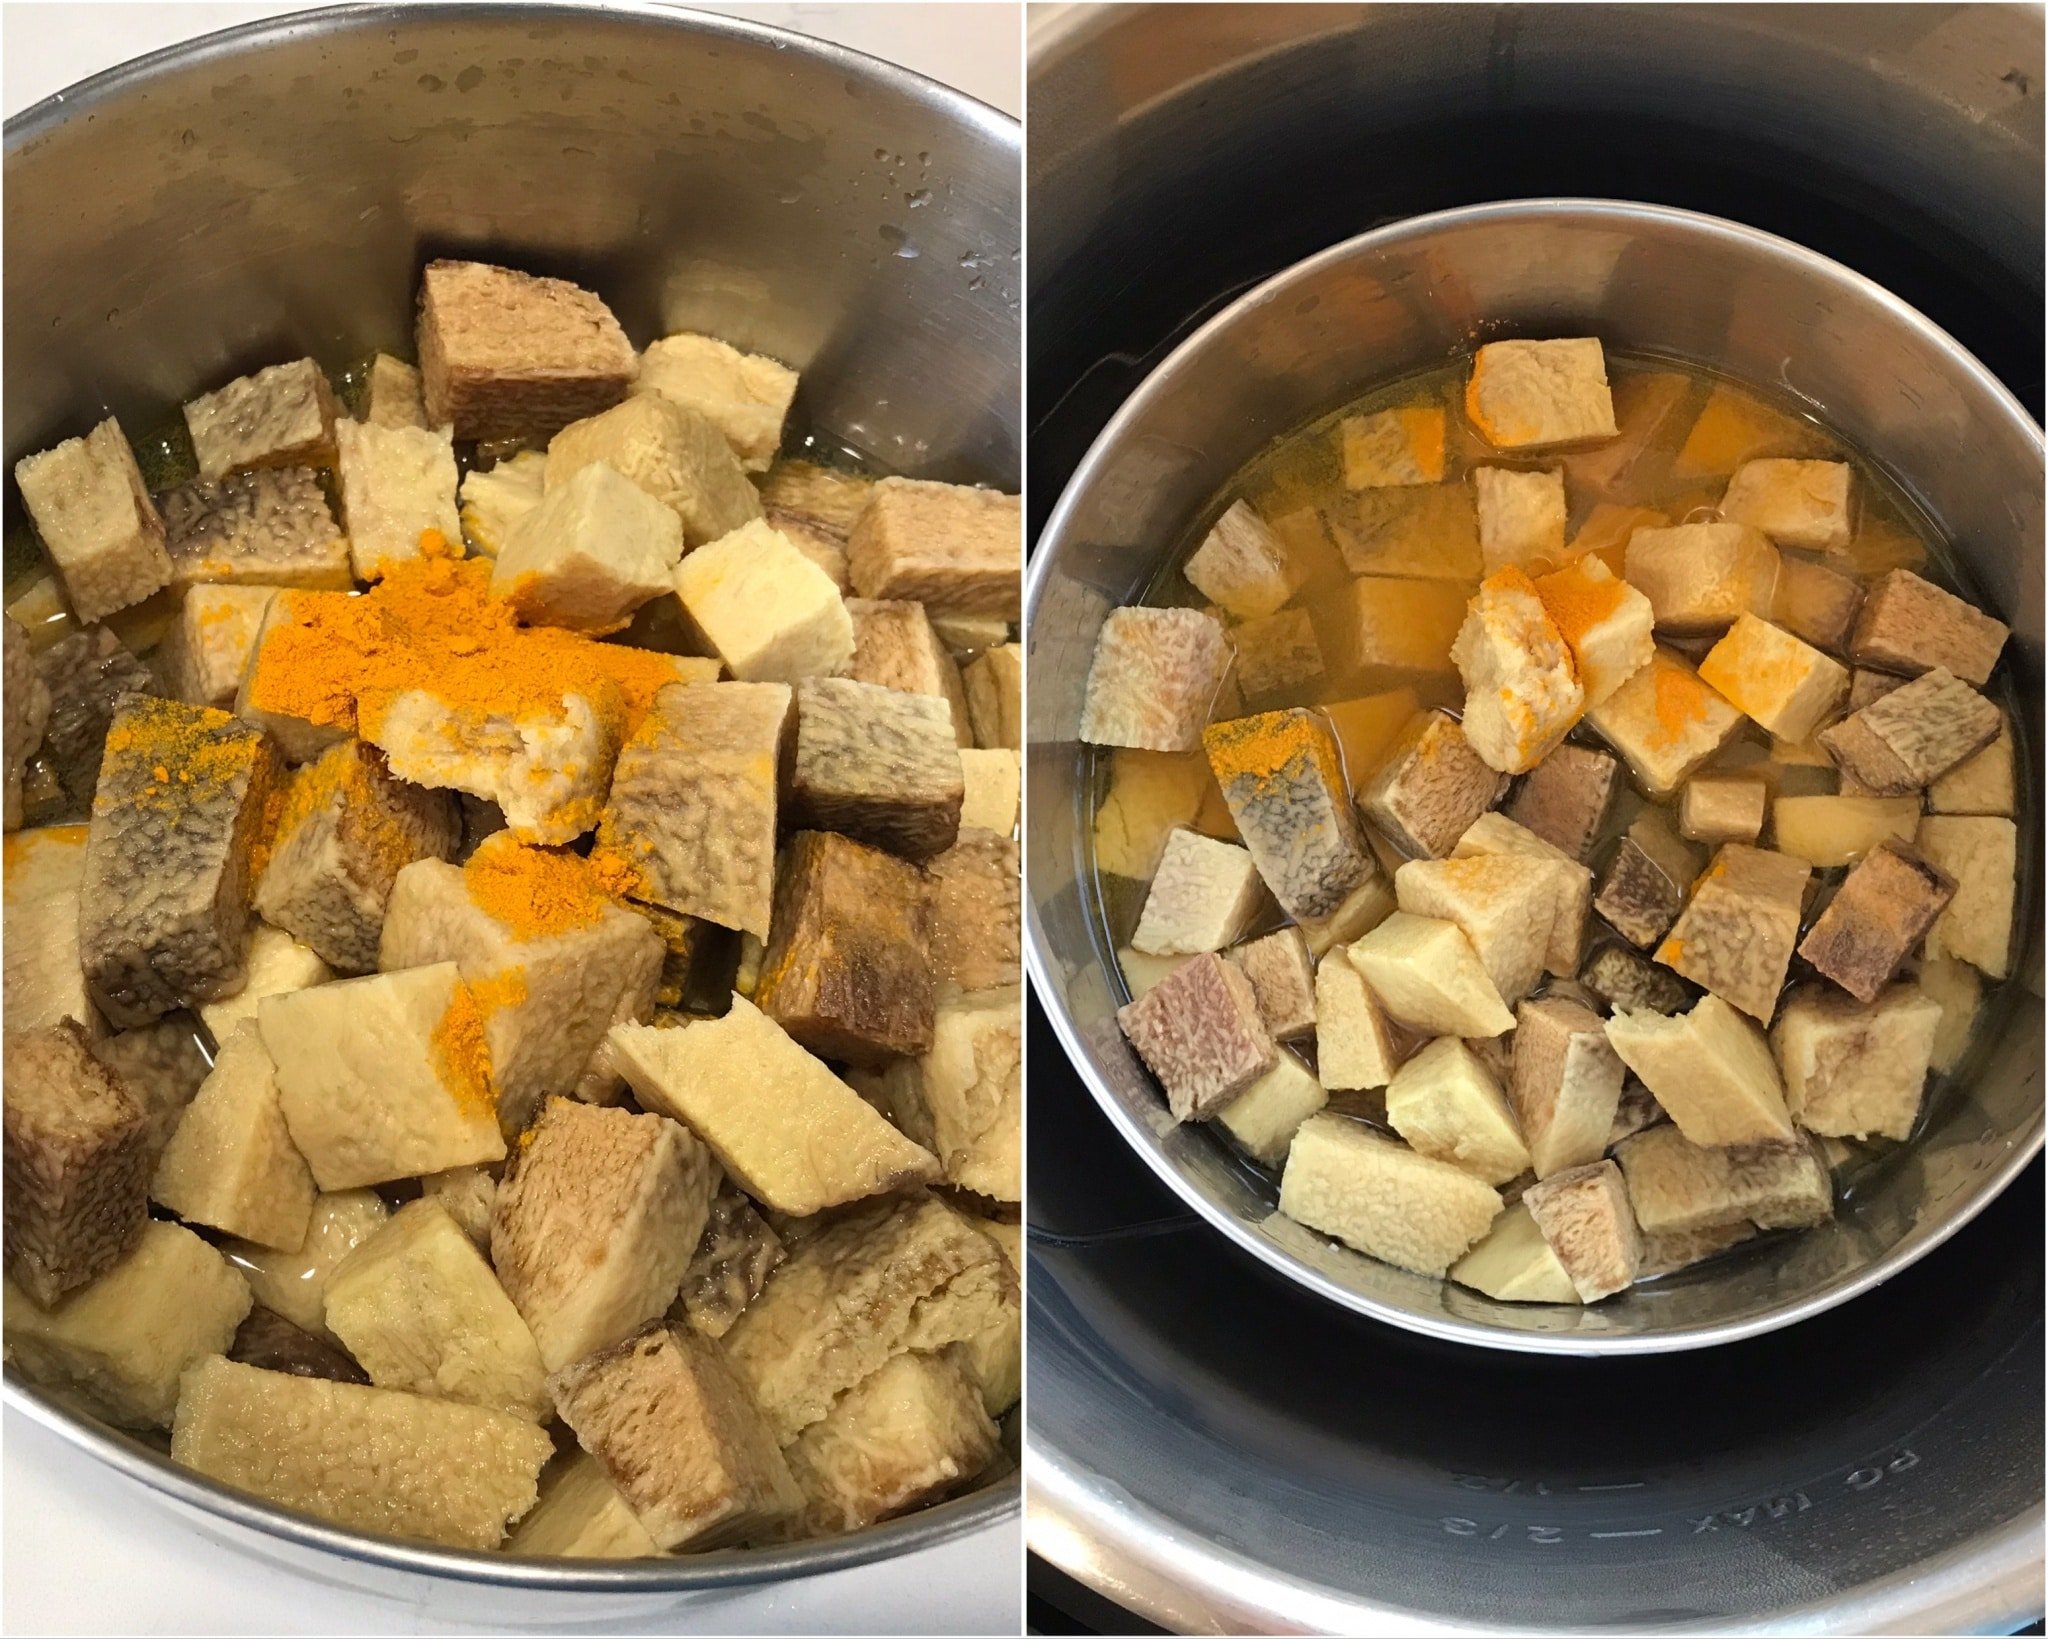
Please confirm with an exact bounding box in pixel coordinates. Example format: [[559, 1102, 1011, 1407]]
[[461, 832, 614, 941], [98, 695, 273, 825], [1202, 708, 1346, 792], [429, 978, 498, 1121]]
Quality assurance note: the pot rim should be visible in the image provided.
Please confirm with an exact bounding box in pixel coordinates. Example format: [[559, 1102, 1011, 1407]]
[[3, 0, 1018, 1592], [1025, 195, 2045, 1359]]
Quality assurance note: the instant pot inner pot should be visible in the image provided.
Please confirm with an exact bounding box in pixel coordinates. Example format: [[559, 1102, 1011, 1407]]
[[1028, 7, 2042, 1629]]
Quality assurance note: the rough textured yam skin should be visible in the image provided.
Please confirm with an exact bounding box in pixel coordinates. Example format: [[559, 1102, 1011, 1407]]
[[1636, 1220, 1756, 1279], [1510, 996, 1625, 1180], [182, 358, 338, 480], [1595, 815, 1700, 950], [15, 419, 174, 623], [1205, 708, 1377, 921], [848, 598, 975, 746], [3, 617, 51, 829], [89, 1017, 213, 1165], [35, 626, 159, 810], [1773, 553, 1864, 653], [1615, 1124, 1831, 1237], [1580, 944, 1693, 1016], [1279, 1114, 1503, 1275], [1115, 951, 1277, 1122], [1505, 744, 1618, 861], [790, 677, 964, 861], [846, 478, 1021, 617], [1228, 927, 1318, 1041], [1817, 667, 2000, 792], [1848, 568, 2009, 686], [1773, 983, 1942, 1141], [1078, 607, 1232, 753], [1797, 839, 1955, 1003], [1360, 710, 1508, 859], [159, 466, 350, 592], [1521, 1160, 1641, 1301], [1655, 843, 1811, 1023], [1605, 995, 1795, 1148], [672, 1183, 786, 1340]]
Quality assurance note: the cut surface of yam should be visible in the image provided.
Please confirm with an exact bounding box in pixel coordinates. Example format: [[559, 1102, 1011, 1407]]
[[1521, 1160, 1641, 1301], [1450, 567, 1584, 774], [1130, 828, 1264, 955], [1773, 983, 1942, 1142], [1449, 1202, 1581, 1304], [1348, 911, 1514, 1039], [1279, 1114, 1502, 1276], [1384, 1037, 1531, 1186], [1604, 993, 1794, 1147], [1509, 995, 1626, 1181]]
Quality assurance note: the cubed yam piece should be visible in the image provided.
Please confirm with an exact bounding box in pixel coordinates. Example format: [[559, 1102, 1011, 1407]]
[[959, 748, 1020, 835], [1299, 871, 1396, 957], [4, 617, 50, 827], [233, 589, 358, 762], [1529, 555, 1653, 709], [789, 677, 963, 860], [1341, 406, 1448, 489], [226, 1187, 389, 1340], [848, 598, 974, 747], [1184, 499, 1305, 618], [963, 642, 1022, 749], [1232, 608, 1324, 702], [1465, 339, 1617, 451], [1319, 689, 1420, 788], [1511, 996, 1626, 1180], [1505, 743, 1619, 862], [259, 963, 507, 1188], [182, 358, 339, 480], [1679, 775, 1768, 846], [1566, 502, 1667, 574], [594, 679, 789, 939], [79, 696, 281, 1027], [1848, 569, 2009, 686], [1314, 945, 1403, 1090], [1522, 1160, 1640, 1301], [1205, 708, 1377, 921], [1562, 371, 1691, 497], [1594, 812, 1700, 950], [1131, 827, 1263, 955], [1472, 467, 1567, 573], [160, 466, 350, 592], [1323, 484, 1483, 582], [1339, 573, 1472, 675], [1770, 794, 1921, 869], [759, 507, 849, 590], [1848, 667, 1906, 711], [1719, 458, 1852, 550], [633, 332, 796, 472], [324, 1197, 546, 1419], [756, 830, 934, 1063], [548, 393, 762, 548], [1079, 607, 1232, 753], [1116, 949, 1276, 1121], [334, 420, 462, 581], [172, 1354, 552, 1548], [1118, 947, 1191, 1000], [4, 1019, 150, 1304], [458, 450, 547, 559], [1928, 713, 2014, 816], [362, 352, 429, 430], [1092, 748, 1217, 878], [1394, 854, 1553, 1006], [490, 462, 684, 635], [226, 1304, 371, 1384], [1451, 812, 1591, 975], [1214, 1050, 1328, 1166], [926, 829, 1018, 1000], [5, 1220, 250, 1428], [1605, 993, 1793, 1146], [420, 1164, 498, 1249], [1798, 838, 1954, 1002], [1656, 843, 1810, 1022], [1773, 983, 1942, 1142], [759, 459, 874, 535], [1916, 815, 2015, 979], [1385, 1037, 1530, 1186], [608, 995, 938, 1213], [1773, 554, 1864, 653], [1698, 614, 1849, 743], [1348, 910, 1514, 1038], [149, 1022, 312, 1251], [870, 989, 1022, 1201], [1614, 1124, 1830, 1236], [783, 1347, 1000, 1537], [255, 739, 460, 974], [846, 477, 1020, 617], [672, 517, 853, 682], [1449, 1201, 1580, 1303], [89, 1019, 212, 1165], [1360, 709, 1509, 859], [1581, 943, 1693, 1016], [15, 418, 173, 623], [672, 1183, 785, 1340], [1636, 1220, 1756, 1280], [1279, 1115, 1503, 1275], [154, 584, 278, 710], [509, 1450, 660, 1558], [1625, 523, 1780, 635], [1586, 647, 1743, 796], [35, 623, 158, 807], [724, 1193, 1020, 1437], [4, 823, 98, 1034], [1914, 955, 1982, 1074], [1817, 668, 2000, 794], [1227, 927, 1317, 1041], [1451, 567, 1585, 774], [1672, 384, 1829, 478]]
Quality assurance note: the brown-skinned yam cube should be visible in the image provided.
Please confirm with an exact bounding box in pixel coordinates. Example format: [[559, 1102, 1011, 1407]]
[[1511, 996, 1626, 1180], [926, 829, 1020, 999], [1849, 569, 2009, 686], [1615, 1124, 1830, 1236], [1595, 812, 1701, 950], [789, 677, 963, 861], [1655, 843, 1810, 1021], [1580, 944, 1692, 1016], [182, 358, 339, 481], [159, 466, 350, 593], [1521, 1160, 1640, 1300], [1115, 950, 1276, 1122], [1079, 607, 1232, 753], [1679, 775, 1767, 846], [1816, 668, 2000, 794], [846, 478, 1020, 618], [15, 419, 173, 624], [1205, 708, 1376, 921], [1505, 743, 1619, 861], [1360, 709, 1508, 859], [1773, 554, 1864, 652], [1774, 984, 1943, 1141], [847, 598, 974, 746], [1797, 838, 1954, 1002], [1228, 927, 1317, 1041]]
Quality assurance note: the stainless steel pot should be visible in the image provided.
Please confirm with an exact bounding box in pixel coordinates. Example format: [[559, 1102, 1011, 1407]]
[[3, 1, 1019, 1606]]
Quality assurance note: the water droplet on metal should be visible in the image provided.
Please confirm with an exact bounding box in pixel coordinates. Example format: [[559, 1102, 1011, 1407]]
[[905, 189, 931, 208]]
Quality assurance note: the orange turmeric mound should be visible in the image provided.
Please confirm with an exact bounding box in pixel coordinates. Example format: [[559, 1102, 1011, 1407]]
[[1202, 708, 1345, 791], [1650, 660, 1720, 748], [1533, 558, 1628, 647], [461, 832, 615, 941], [430, 979, 498, 1122]]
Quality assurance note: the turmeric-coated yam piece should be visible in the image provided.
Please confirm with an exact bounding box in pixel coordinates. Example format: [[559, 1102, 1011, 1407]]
[[1848, 568, 2009, 686], [1604, 993, 1794, 1147], [846, 477, 1021, 618], [1115, 949, 1276, 1122], [925, 829, 1020, 999], [182, 358, 339, 480], [1465, 339, 1617, 451], [1451, 567, 1584, 774], [158, 466, 350, 592], [1797, 838, 1954, 1003], [1341, 406, 1448, 489], [1279, 1115, 1503, 1276], [1614, 1123, 1831, 1237], [1394, 854, 1554, 1007], [1816, 667, 2000, 795], [1205, 708, 1376, 922], [1521, 1160, 1641, 1301], [1586, 647, 1744, 797], [1697, 614, 1848, 744], [1773, 984, 1942, 1142], [1360, 709, 1507, 859], [1078, 607, 1233, 754], [14, 418, 173, 623], [789, 677, 964, 861], [1655, 844, 1810, 1022]]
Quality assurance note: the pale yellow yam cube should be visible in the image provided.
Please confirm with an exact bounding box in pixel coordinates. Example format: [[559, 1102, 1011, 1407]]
[[334, 419, 462, 581], [1624, 523, 1781, 634], [633, 332, 797, 472], [1450, 812, 1591, 976], [1465, 339, 1617, 451], [363, 352, 430, 430], [1586, 647, 1744, 795], [1697, 613, 1849, 743], [1348, 911, 1514, 1038], [1679, 774, 1768, 845], [325, 1198, 547, 1419], [1079, 607, 1232, 753], [1510, 995, 1625, 1180], [1184, 499, 1305, 618], [1449, 1201, 1580, 1303], [959, 748, 1020, 835], [1604, 994, 1794, 1147], [1385, 1037, 1531, 1186], [154, 584, 279, 709], [1916, 815, 2015, 978], [873, 989, 1021, 1202], [607, 996, 939, 1215], [964, 641, 1022, 751], [1394, 854, 1554, 1006], [421, 1164, 498, 1248], [1340, 407, 1447, 489], [149, 1022, 313, 1251], [197, 923, 333, 1046], [1315, 946, 1402, 1090], [1522, 1160, 1641, 1301], [1092, 748, 1214, 877], [1118, 947, 1192, 1000], [1299, 872, 1396, 957], [1472, 467, 1567, 573], [548, 393, 763, 548], [13, 418, 173, 623], [1614, 1124, 1831, 1237], [1719, 458, 1852, 550], [671, 517, 853, 683], [1131, 827, 1263, 955], [458, 450, 547, 558], [1215, 1049, 1328, 1166], [1529, 553, 1654, 708], [1915, 955, 1982, 1074], [1340, 574, 1472, 674], [259, 963, 508, 1190], [3, 1220, 250, 1428], [1451, 567, 1584, 775], [509, 1451, 659, 1558], [490, 461, 683, 635], [171, 1355, 553, 1549], [1279, 1114, 1502, 1275], [1770, 794, 1921, 869], [1928, 713, 2014, 816], [224, 1188, 387, 1339], [3, 823, 100, 1035], [184, 358, 339, 479], [1773, 984, 1941, 1142]]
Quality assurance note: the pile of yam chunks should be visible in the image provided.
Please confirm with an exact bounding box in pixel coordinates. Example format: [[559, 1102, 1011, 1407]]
[[1080, 337, 2016, 1307], [1, 261, 1022, 1552]]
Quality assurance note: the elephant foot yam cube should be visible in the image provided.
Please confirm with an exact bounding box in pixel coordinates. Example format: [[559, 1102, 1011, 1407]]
[[1506, 743, 1619, 861], [1465, 339, 1617, 451], [334, 420, 462, 582], [1774, 984, 1942, 1142], [1679, 774, 1767, 846], [1522, 1160, 1640, 1301], [1588, 648, 1744, 796], [155, 584, 279, 710], [959, 747, 1020, 836], [255, 739, 460, 973], [1636, 1219, 1755, 1280], [4, 1019, 150, 1305], [489, 1097, 714, 1372], [1615, 1123, 1830, 1236], [607, 996, 938, 1215], [871, 989, 1022, 1201], [1115, 950, 1275, 1121], [36, 626, 159, 809], [1472, 467, 1567, 573], [1719, 458, 1853, 550], [1395, 855, 1553, 1006], [1362, 709, 1508, 859], [235, 590, 359, 763], [673, 1183, 786, 1340], [1298, 871, 1395, 956], [225, 1187, 387, 1340], [1131, 827, 1262, 955], [1916, 815, 2015, 979], [148, 1021, 313, 1252], [15, 418, 172, 625], [1228, 927, 1317, 1041], [756, 830, 936, 1064], [1530, 554, 1654, 708], [1798, 838, 1954, 1002], [363, 352, 429, 429], [1929, 712, 2014, 816], [183, 358, 339, 480], [1655, 843, 1810, 1022], [1230, 609, 1322, 703], [1817, 668, 1999, 794], [1511, 996, 1625, 1181], [1451, 811, 1592, 976], [1338, 574, 1470, 674], [1698, 614, 1848, 743], [790, 677, 963, 861], [509, 1450, 659, 1559], [259, 962, 507, 1189], [673, 518, 853, 682], [1595, 813, 1699, 950], [172, 1354, 553, 1548], [1625, 523, 1780, 634], [458, 449, 547, 559], [849, 598, 974, 746], [1449, 1201, 1579, 1303], [420, 1164, 498, 1250], [1605, 993, 1793, 1146], [490, 462, 684, 636], [1341, 406, 1448, 489], [1385, 1037, 1530, 1186], [963, 642, 1023, 749], [1452, 567, 1584, 773], [1915, 954, 1982, 1074], [418, 260, 635, 442], [548, 393, 762, 548], [1279, 1115, 1502, 1275], [926, 829, 1019, 999], [846, 478, 1020, 617], [1325, 485, 1482, 582], [160, 466, 350, 592], [1581, 944, 1692, 1016], [1315, 947, 1403, 1090], [1184, 498, 1305, 618], [1215, 1050, 1327, 1166], [6, 1220, 250, 1429], [1349, 911, 1514, 1038], [1079, 607, 1232, 753], [1773, 554, 1864, 653], [633, 331, 797, 473], [1205, 708, 1377, 922], [1849, 667, 1905, 711], [1771, 794, 1920, 870], [784, 1348, 999, 1538], [3, 823, 98, 1036], [1849, 568, 2009, 686], [80, 695, 281, 1027]]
